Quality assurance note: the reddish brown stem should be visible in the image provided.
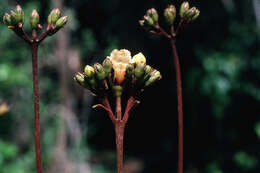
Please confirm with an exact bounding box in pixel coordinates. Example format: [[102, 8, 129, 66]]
[[170, 38, 183, 173], [116, 97, 122, 120], [31, 43, 43, 173], [115, 121, 125, 173], [122, 96, 139, 124]]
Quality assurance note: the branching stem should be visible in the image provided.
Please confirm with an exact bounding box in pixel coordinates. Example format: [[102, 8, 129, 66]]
[[11, 25, 56, 173]]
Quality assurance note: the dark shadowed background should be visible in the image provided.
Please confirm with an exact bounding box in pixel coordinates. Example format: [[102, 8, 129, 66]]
[[0, 0, 260, 173]]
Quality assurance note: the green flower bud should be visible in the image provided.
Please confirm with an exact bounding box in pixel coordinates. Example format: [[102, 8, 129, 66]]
[[88, 78, 98, 90], [94, 63, 106, 81], [183, 7, 196, 21], [3, 13, 12, 26], [84, 65, 95, 78], [145, 70, 162, 87], [180, 1, 190, 18], [30, 10, 40, 29], [15, 5, 24, 24], [102, 58, 112, 75], [144, 65, 152, 75], [147, 8, 158, 24], [113, 85, 123, 97], [144, 15, 154, 26], [164, 5, 176, 25], [126, 63, 134, 78], [191, 9, 200, 22], [74, 72, 90, 89], [48, 8, 61, 24], [55, 16, 68, 28], [10, 10, 19, 25], [134, 62, 146, 79], [143, 65, 152, 82], [139, 19, 151, 30]]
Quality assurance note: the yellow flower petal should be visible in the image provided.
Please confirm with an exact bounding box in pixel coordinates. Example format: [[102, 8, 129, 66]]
[[132, 52, 146, 65]]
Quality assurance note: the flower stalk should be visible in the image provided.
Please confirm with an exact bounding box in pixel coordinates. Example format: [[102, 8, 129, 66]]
[[3, 5, 68, 173], [139, 2, 200, 173], [75, 49, 161, 173]]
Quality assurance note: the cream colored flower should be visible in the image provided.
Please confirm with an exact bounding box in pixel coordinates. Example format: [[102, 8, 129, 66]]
[[108, 49, 132, 84], [108, 49, 147, 84]]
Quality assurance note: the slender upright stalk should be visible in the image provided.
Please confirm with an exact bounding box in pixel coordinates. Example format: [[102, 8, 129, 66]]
[[115, 96, 124, 173], [170, 38, 183, 173], [31, 42, 43, 173], [115, 122, 124, 173]]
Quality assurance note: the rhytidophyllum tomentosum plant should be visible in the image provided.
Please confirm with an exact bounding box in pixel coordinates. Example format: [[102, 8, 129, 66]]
[[74, 49, 162, 173], [139, 2, 200, 173], [3, 5, 68, 173]]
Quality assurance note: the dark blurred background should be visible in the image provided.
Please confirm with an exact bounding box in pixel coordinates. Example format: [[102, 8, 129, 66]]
[[1, 0, 260, 173]]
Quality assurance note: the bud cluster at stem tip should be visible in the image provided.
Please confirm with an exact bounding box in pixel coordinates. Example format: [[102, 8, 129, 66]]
[[74, 49, 162, 98], [47, 8, 68, 28], [3, 5, 68, 31], [164, 5, 176, 26], [3, 5, 24, 28], [180, 1, 200, 22], [139, 8, 158, 29], [30, 9, 40, 30], [139, 1, 200, 30]]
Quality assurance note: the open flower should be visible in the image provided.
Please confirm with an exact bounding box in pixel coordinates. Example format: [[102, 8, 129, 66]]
[[107, 49, 132, 84]]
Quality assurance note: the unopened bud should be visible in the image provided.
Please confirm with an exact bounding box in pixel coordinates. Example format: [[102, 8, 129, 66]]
[[143, 65, 152, 81], [30, 10, 40, 29], [144, 15, 154, 26], [191, 9, 200, 21], [113, 85, 123, 97], [102, 58, 112, 75], [15, 5, 24, 24], [10, 10, 19, 25], [74, 72, 85, 86], [134, 62, 146, 79], [94, 63, 106, 81], [84, 65, 95, 78], [180, 2, 190, 18], [144, 65, 152, 75], [164, 5, 176, 25], [55, 16, 68, 28], [147, 8, 158, 24], [3, 13, 12, 26], [139, 19, 152, 30], [48, 8, 61, 24], [183, 7, 196, 21], [145, 70, 162, 86], [126, 64, 134, 78], [38, 24, 43, 30]]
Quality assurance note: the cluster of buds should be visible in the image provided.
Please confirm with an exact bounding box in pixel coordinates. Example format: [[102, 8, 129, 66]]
[[3, 5, 68, 40], [179, 2, 200, 23], [139, 1, 199, 35], [47, 8, 68, 31], [74, 49, 162, 98], [3, 5, 24, 29]]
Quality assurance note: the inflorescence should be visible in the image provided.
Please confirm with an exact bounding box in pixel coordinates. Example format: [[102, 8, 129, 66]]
[[139, 1, 200, 38], [74, 49, 162, 99]]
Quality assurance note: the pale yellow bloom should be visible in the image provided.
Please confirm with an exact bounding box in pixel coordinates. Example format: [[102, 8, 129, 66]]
[[131, 52, 146, 65], [108, 49, 132, 84], [108, 49, 147, 84], [84, 65, 95, 77]]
